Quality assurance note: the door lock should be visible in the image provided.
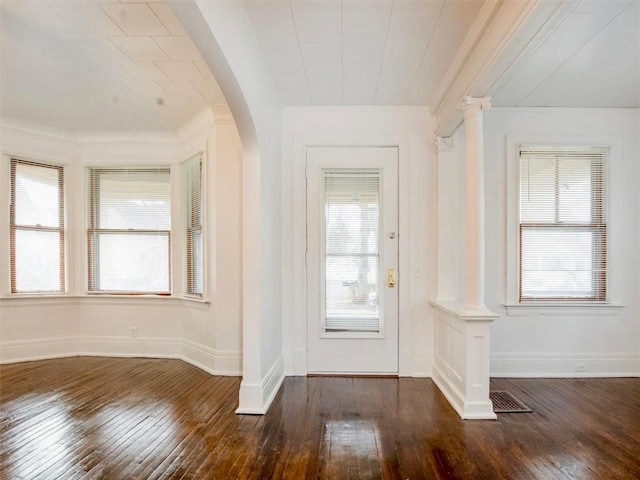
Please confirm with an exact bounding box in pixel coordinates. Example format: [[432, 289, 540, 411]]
[[387, 268, 396, 288]]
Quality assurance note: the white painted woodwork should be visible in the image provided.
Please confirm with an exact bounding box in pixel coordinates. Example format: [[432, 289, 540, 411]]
[[459, 96, 492, 315], [306, 147, 399, 374], [430, 96, 498, 420], [280, 106, 435, 379], [435, 136, 455, 303], [431, 302, 497, 420]]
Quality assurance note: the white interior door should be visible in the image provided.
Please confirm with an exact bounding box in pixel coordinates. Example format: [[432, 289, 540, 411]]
[[306, 147, 398, 374]]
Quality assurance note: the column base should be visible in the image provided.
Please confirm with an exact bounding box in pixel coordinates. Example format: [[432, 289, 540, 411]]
[[431, 300, 498, 420]]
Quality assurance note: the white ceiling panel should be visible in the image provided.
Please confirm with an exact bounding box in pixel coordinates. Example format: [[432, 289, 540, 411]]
[[111, 37, 170, 62], [386, 14, 440, 47], [300, 44, 342, 71], [123, 81, 170, 100], [155, 61, 206, 82], [343, 56, 382, 104], [149, 3, 188, 35], [153, 36, 203, 62], [1, 3, 70, 38], [306, 68, 342, 104], [492, 0, 638, 108], [380, 44, 427, 70], [274, 76, 312, 105], [245, 1, 296, 29], [544, 11, 622, 47], [243, 0, 487, 106], [100, 4, 170, 36], [118, 61, 170, 82], [50, 4, 124, 36], [294, 14, 342, 45], [392, 0, 445, 16], [264, 54, 307, 78], [193, 81, 226, 102], [342, 30, 388, 57], [158, 81, 204, 99], [343, 1, 393, 31], [376, 70, 417, 104], [290, 1, 341, 16]]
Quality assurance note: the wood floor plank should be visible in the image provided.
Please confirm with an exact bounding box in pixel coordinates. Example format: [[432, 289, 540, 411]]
[[1, 357, 639, 479]]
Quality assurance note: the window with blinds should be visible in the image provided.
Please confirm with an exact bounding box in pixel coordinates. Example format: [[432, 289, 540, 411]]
[[519, 146, 608, 302], [88, 168, 171, 294], [10, 159, 65, 293], [182, 154, 203, 297], [323, 169, 380, 332]]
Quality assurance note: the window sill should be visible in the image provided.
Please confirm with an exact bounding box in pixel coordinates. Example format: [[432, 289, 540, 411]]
[[1, 294, 211, 308], [504, 302, 625, 316]]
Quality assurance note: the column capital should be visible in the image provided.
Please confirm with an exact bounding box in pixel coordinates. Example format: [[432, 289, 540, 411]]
[[458, 96, 492, 112], [435, 136, 454, 153]]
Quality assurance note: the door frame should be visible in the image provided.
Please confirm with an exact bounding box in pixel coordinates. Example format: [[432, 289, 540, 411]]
[[288, 135, 413, 377], [305, 148, 399, 374]]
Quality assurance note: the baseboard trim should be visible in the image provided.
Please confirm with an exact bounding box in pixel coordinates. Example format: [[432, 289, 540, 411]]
[[432, 363, 496, 420], [491, 353, 640, 378], [0, 336, 78, 364], [236, 355, 285, 415], [1, 336, 242, 377], [432, 363, 466, 418], [78, 335, 182, 358], [182, 339, 241, 376]]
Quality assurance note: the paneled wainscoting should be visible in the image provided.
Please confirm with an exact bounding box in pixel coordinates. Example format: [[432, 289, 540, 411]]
[[1, 357, 639, 479]]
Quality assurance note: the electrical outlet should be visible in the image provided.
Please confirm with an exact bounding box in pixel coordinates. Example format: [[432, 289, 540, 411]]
[[574, 364, 586, 372], [130, 327, 137, 338]]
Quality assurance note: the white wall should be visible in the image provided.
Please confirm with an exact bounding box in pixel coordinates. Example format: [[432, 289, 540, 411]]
[[281, 106, 436, 377], [481, 107, 640, 377], [0, 112, 243, 375]]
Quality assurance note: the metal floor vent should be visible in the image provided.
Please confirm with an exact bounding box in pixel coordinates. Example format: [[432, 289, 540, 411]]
[[490, 391, 533, 413]]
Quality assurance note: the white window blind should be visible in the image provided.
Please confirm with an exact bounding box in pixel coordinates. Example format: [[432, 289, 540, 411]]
[[323, 170, 380, 332], [10, 159, 65, 293], [88, 168, 171, 294], [519, 146, 607, 301], [182, 154, 203, 297]]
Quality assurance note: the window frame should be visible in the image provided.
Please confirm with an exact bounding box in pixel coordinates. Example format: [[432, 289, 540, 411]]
[[9, 157, 66, 294], [181, 153, 204, 298], [518, 147, 608, 302], [87, 166, 172, 295], [504, 135, 624, 316]]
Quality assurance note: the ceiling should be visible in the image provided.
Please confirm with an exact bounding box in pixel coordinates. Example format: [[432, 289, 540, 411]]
[[0, 0, 638, 134], [0, 0, 226, 133], [244, 0, 484, 106], [491, 0, 639, 108]]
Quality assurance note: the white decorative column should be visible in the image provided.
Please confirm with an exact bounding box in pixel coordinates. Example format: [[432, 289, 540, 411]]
[[430, 96, 498, 420], [460, 96, 492, 315], [435, 136, 455, 303]]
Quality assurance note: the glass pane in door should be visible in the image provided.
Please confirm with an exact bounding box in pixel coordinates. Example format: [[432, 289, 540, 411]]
[[323, 170, 380, 332]]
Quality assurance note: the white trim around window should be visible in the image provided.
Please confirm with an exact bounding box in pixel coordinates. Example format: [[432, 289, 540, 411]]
[[505, 134, 625, 316], [86, 166, 172, 295], [6, 155, 67, 295], [181, 152, 205, 299]]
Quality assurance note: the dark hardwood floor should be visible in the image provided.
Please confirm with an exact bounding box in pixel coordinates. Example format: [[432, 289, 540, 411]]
[[1, 357, 639, 479]]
